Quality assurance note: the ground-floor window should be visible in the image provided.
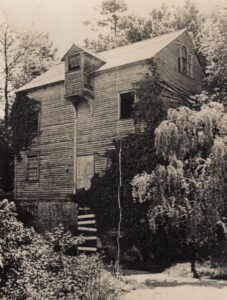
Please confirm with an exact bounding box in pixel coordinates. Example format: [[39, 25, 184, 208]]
[[26, 154, 39, 182]]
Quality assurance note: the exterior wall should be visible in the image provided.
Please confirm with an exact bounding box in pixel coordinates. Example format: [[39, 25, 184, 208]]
[[15, 83, 77, 232], [15, 33, 205, 231], [15, 62, 148, 231], [155, 32, 204, 105]]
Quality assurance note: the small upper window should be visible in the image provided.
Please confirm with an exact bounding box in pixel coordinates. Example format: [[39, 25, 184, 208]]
[[178, 44, 193, 78], [68, 54, 80, 71], [188, 54, 193, 78], [120, 92, 135, 120], [27, 154, 39, 182], [182, 45, 188, 75], [31, 110, 40, 133]]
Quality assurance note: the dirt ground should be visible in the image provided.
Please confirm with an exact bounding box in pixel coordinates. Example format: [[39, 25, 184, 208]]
[[123, 285, 227, 300], [121, 263, 227, 300]]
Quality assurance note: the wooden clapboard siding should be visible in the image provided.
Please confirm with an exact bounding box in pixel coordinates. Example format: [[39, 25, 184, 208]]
[[155, 32, 204, 97], [15, 31, 204, 231], [15, 83, 75, 202]]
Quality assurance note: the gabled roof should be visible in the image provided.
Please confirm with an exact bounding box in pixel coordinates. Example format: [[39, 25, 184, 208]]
[[61, 43, 105, 62], [98, 29, 186, 70], [17, 29, 186, 92], [17, 63, 65, 92]]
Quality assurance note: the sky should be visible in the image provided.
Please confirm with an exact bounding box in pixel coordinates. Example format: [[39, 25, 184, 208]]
[[0, 0, 221, 57], [0, 0, 222, 118]]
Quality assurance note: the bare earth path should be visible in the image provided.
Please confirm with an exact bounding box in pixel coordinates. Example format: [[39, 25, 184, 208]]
[[123, 284, 227, 300], [121, 264, 227, 300]]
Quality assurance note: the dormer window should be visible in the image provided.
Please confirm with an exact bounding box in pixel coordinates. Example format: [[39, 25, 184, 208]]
[[68, 54, 80, 72]]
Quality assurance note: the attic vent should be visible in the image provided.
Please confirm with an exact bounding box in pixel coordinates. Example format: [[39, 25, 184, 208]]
[[68, 54, 80, 72]]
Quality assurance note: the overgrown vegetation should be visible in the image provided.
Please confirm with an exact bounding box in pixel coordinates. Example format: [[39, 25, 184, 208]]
[[132, 101, 227, 277], [0, 199, 128, 299]]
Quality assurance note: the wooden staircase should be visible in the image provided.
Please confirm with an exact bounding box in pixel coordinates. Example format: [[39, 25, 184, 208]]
[[77, 207, 99, 253]]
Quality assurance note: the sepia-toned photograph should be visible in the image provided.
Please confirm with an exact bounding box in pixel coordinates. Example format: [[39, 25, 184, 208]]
[[0, 0, 227, 299]]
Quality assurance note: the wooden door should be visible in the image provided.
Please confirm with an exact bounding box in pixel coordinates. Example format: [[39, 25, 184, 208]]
[[77, 155, 94, 190]]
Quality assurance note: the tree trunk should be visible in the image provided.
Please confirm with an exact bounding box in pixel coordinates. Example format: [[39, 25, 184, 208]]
[[191, 257, 200, 279], [190, 242, 200, 279], [3, 26, 9, 131]]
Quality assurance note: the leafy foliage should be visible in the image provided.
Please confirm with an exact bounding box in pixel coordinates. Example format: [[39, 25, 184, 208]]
[[0, 15, 57, 128], [132, 102, 227, 275], [9, 94, 40, 159], [84, 0, 200, 52], [0, 199, 127, 299], [195, 4, 227, 106]]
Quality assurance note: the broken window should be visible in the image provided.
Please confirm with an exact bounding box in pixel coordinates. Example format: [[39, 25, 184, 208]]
[[68, 54, 80, 71], [120, 92, 135, 120]]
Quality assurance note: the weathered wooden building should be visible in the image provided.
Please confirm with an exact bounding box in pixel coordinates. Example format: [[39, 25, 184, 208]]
[[15, 29, 204, 233]]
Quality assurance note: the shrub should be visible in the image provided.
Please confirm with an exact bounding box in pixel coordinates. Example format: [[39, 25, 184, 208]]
[[0, 199, 128, 299]]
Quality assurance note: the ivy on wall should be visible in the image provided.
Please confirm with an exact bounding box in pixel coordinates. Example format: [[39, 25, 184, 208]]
[[9, 94, 41, 160]]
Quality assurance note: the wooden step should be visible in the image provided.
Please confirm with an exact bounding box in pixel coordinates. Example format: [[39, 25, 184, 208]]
[[78, 227, 97, 232], [78, 246, 97, 252], [79, 207, 90, 211], [84, 236, 97, 240], [78, 220, 96, 225], [78, 214, 95, 219]]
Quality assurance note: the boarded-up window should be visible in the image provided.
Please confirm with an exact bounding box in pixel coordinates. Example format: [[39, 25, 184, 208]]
[[68, 54, 80, 71], [27, 154, 39, 182], [120, 92, 135, 120], [77, 155, 94, 190]]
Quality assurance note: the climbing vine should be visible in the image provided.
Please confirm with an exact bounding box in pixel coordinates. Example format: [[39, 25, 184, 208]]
[[9, 94, 41, 159]]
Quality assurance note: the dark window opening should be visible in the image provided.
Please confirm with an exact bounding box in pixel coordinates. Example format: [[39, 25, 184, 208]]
[[27, 155, 39, 182], [182, 45, 188, 75], [31, 110, 40, 133], [68, 54, 80, 71], [120, 92, 135, 120], [188, 54, 193, 78]]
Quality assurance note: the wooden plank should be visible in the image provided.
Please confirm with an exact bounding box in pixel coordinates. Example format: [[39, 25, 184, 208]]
[[78, 227, 97, 232], [78, 214, 95, 219], [84, 236, 97, 240], [79, 207, 91, 211], [78, 220, 96, 225], [78, 246, 97, 252]]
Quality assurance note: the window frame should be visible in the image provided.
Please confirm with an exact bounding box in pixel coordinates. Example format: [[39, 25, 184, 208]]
[[118, 90, 135, 120], [178, 44, 193, 78], [188, 53, 193, 78], [68, 54, 81, 72], [26, 153, 40, 183], [181, 45, 188, 75]]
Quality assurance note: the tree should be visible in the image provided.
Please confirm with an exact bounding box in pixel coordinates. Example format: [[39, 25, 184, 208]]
[[84, 0, 200, 52], [0, 14, 57, 193], [196, 4, 227, 106], [0, 15, 57, 129], [132, 101, 227, 277]]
